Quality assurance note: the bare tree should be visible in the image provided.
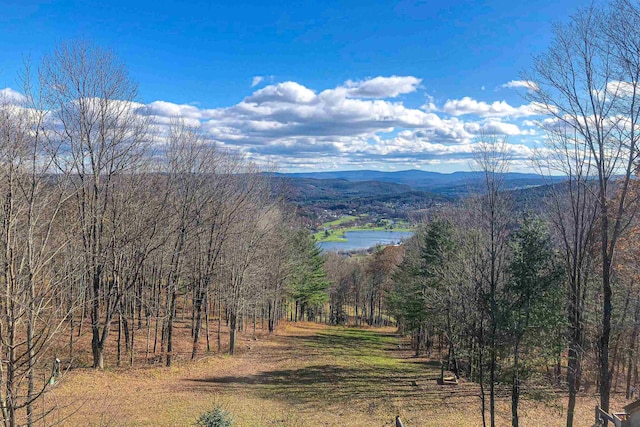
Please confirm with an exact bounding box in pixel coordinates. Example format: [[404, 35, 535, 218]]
[[533, 127, 599, 427], [160, 121, 217, 366], [527, 2, 640, 419], [0, 68, 75, 426], [189, 151, 255, 359], [260, 214, 298, 334], [216, 175, 276, 355], [108, 168, 167, 367], [40, 40, 150, 369], [472, 135, 513, 427]]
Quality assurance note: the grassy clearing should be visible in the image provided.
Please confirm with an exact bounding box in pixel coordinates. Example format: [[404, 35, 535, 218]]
[[312, 215, 357, 242], [312, 228, 347, 242], [321, 215, 357, 228], [347, 223, 414, 232], [51, 323, 609, 426]]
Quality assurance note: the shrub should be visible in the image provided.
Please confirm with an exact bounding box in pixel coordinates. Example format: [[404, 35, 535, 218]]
[[195, 406, 234, 427]]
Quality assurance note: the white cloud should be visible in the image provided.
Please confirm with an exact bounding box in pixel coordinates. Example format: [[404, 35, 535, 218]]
[[463, 120, 524, 136], [245, 81, 316, 104], [477, 121, 522, 135], [342, 76, 422, 98], [251, 75, 275, 88], [140, 100, 205, 120], [501, 80, 539, 91], [28, 75, 545, 171], [0, 88, 27, 104], [441, 97, 546, 118], [603, 80, 638, 98], [251, 76, 264, 87], [356, 130, 537, 164]]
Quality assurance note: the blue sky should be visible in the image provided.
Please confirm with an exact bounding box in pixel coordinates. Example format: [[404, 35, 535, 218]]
[[0, 0, 588, 172]]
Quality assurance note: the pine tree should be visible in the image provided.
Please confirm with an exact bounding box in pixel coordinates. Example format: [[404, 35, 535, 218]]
[[506, 214, 564, 427], [291, 232, 330, 321]]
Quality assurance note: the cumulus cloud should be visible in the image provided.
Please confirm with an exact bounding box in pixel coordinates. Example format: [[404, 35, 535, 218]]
[[139, 100, 206, 120], [245, 81, 316, 104], [0, 88, 27, 104], [17, 75, 545, 171], [357, 130, 537, 164], [596, 80, 639, 98], [342, 76, 422, 98], [478, 121, 522, 135], [441, 97, 546, 118], [501, 80, 539, 91], [146, 79, 545, 169]]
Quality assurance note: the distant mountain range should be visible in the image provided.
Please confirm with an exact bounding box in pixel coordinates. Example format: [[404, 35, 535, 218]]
[[273, 170, 565, 197], [268, 170, 566, 222]]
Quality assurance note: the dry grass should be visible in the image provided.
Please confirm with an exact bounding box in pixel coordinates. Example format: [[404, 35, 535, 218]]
[[46, 322, 618, 426]]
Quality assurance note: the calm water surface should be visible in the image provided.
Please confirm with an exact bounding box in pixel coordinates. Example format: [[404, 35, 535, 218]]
[[318, 230, 413, 253]]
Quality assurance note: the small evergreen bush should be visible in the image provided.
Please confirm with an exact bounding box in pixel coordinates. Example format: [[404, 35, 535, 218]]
[[195, 406, 234, 427]]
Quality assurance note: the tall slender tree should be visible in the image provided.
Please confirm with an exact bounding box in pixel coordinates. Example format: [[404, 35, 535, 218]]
[[527, 2, 640, 418], [506, 215, 564, 427], [41, 40, 150, 369]]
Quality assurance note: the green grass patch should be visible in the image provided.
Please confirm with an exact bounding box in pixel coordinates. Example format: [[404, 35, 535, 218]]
[[218, 326, 432, 408], [320, 215, 357, 228], [312, 228, 347, 242]]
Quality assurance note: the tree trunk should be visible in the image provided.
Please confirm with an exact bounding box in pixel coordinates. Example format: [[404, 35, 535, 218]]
[[191, 290, 205, 359], [229, 311, 237, 355], [92, 345, 105, 370], [117, 312, 122, 367], [91, 270, 103, 369], [511, 338, 520, 427], [626, 300, 640, 398], [600, 259, 612, 420], [217, 294, 222, 352], [205, 293, 211, 352], [166, 288, 176, 367], [566, 346, 581, 427]]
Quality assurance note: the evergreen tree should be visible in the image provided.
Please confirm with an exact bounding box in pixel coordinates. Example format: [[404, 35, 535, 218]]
[[505, 215, 564, 427], [388, 219, 455, 355], [290, 232, 330, 321]]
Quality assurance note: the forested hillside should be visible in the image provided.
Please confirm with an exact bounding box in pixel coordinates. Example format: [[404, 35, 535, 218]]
[[0, 41, 334, 426], [2, 1, 640, 426]]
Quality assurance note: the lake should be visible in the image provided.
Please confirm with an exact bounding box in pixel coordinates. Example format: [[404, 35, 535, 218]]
[[318, 230, 414, 253]]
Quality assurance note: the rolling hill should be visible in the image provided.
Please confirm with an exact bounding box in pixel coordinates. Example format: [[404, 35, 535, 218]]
[[273, 170, 564, 197], [269, 170, 565, 224]]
